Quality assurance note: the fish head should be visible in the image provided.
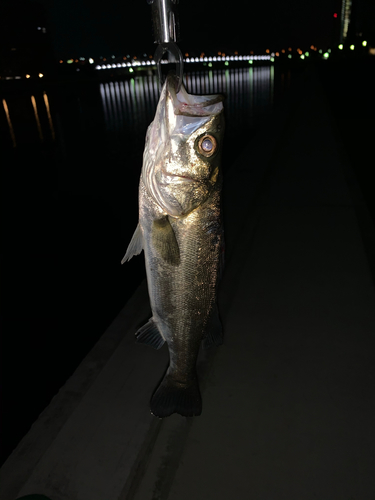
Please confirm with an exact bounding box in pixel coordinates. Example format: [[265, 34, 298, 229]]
[[142, 74, 225, 217]]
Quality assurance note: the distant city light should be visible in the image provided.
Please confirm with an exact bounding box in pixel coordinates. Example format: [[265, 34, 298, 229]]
[[208, 62, 212, 67], [224, 61, 229, 66], [248, 60, 253, 64], [338, 44, 343, 50], [300, 54, 305, 59], [89, 58, 94, 64], [67, 59, 73, 64], [37, 27, 41, 30], [129, 68, 134, 73], [305, 51, 309, 56], [323, 52, 329, 59], [333, 12, 338, 18], [26, 74, 31, 78], [79, 57, 85, 61], [38, 73, 44, 78], [288, 54, 292, 59], [350, 44, 355, 50], [362, 40, 367, 47]]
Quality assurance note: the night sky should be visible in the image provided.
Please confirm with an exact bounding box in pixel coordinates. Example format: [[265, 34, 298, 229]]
[[28, 0, 374, 59]]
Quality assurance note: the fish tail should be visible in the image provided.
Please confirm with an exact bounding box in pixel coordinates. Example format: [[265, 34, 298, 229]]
[[150, 371, 202, 418]]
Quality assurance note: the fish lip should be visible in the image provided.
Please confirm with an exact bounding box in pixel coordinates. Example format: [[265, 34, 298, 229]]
[[160, 165, 196, 183]]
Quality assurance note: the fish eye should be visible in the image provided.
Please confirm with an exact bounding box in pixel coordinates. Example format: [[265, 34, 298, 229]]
[[197, 134, 217, 157]]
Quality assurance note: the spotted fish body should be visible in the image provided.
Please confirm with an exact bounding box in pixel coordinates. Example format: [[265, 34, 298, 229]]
[[122, 74, 224, 417]]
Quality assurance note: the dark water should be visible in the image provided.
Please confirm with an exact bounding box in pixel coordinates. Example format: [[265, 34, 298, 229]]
[[1, 65, 295, 465]]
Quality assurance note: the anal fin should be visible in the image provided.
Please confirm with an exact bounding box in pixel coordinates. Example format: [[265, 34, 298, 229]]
[[135, 318, 165, 350]]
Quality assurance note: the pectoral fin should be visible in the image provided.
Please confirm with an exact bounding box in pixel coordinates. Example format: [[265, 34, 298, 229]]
[[152, 217, 180, 266], [121, 223, 143, 264]]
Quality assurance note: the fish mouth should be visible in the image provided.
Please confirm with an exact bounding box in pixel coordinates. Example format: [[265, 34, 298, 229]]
[[166, 74, 224, 117], [160, 165, 196, 183]]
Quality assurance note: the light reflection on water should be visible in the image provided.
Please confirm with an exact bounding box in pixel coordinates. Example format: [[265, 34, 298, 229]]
[[1, 67, 275, 153], [2, 92, 56, 148], [99, 66, 274, 139], [2, 98, 16, 148]]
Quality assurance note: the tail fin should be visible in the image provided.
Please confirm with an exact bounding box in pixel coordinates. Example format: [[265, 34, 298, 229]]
[[150, 372, 202, 418]]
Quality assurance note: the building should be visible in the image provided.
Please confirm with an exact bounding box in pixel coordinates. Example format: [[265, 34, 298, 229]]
[[340, 0, 352, 43]]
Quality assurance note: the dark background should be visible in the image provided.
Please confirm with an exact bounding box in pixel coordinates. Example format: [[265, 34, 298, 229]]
[[2, 0, 375, 59], [1, 0, 375, 469]]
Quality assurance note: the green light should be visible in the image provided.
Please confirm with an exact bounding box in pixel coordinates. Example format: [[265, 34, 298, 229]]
[[328, 49, 331, 53], [129, 68, 134, 73], [305, 51, 309, 56], [224, 61, 229, 66], [362, 40, 367, 47], [319, 49, 322, 54], [248, 59, 253, 64], [323, 52, 329, 59], [208, 62, 212, 67], [67, 59, 73, 64], [270, 57, 275, 62], [338, 44, 343, 50], [350, 44, 355, 50], [288, 54, 292, 59], [300, 54, 305, 59]]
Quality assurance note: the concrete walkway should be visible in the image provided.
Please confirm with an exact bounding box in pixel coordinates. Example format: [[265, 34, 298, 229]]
[[1, 67, 374, 500]]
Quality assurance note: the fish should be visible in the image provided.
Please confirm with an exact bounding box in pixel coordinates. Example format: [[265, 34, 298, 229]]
[[122, 73, 225, 417]]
